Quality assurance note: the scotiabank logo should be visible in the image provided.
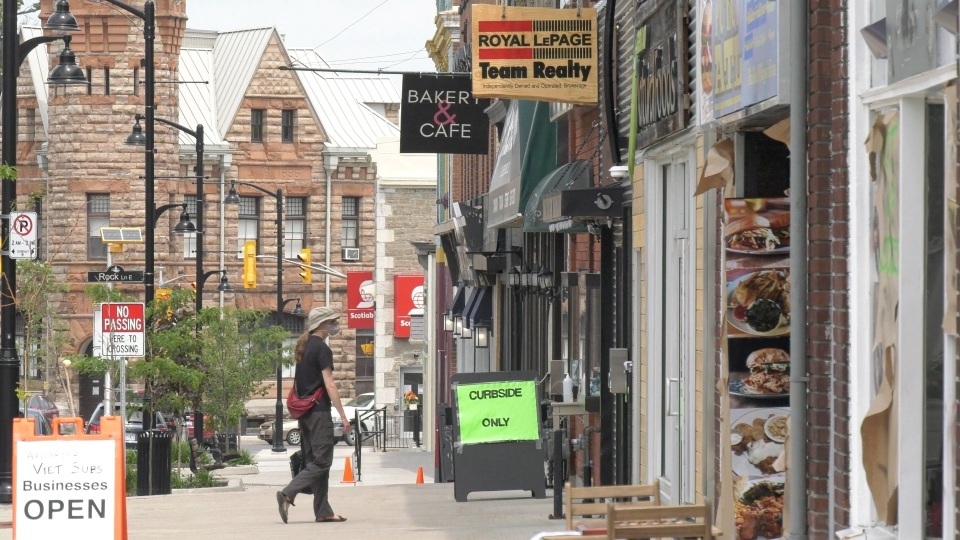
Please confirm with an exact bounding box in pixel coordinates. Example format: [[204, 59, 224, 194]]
[[347, 271, 375, 329], [394, 275, 424, 338]]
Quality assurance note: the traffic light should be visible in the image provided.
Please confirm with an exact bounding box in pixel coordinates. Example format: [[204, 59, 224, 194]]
[[243, 240, 257, 288], [191, 281, 197, 292], [298, 248, 312, 283]]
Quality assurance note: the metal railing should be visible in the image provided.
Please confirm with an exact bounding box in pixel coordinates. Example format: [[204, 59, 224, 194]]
[[352, 407, 423, 482]]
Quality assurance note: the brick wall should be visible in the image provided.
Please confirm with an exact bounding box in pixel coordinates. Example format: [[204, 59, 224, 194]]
[[807, 0, 850, 534]]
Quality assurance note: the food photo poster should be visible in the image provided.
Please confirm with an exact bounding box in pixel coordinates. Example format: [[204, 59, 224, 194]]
[[724, 197, 791, 540]]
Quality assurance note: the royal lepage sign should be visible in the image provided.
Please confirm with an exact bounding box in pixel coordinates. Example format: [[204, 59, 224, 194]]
[[96, 302, 145, 357]]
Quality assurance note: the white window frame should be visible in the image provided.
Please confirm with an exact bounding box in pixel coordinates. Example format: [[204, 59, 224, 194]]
[[284, 196, 306, 259], [183, 195, 197, 259], [849, 1, 957, 533], [236, 196, 260, 258]]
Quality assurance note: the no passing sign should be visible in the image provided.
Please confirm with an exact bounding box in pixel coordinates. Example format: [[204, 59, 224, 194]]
[[95, 303, 145, 357]]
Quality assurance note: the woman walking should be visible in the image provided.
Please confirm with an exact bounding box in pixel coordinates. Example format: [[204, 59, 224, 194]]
[[276, 307, 351, 523]]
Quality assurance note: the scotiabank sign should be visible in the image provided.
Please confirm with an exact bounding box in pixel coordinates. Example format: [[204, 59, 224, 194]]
[[347, 271, 375, 329], [394, 275, 424, 338]]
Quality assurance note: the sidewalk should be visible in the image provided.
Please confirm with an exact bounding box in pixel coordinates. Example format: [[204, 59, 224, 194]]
[[0, 444, 563, 539]]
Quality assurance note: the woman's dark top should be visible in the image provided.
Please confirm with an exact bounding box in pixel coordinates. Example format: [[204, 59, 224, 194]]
[[293, 335, 333, 410]]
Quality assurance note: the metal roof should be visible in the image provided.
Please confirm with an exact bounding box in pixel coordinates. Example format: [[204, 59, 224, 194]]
[[287, 48, 399, 150], [212, 27, 273, 136], [22, 27, 50, 134], [177, 48, 227, 147]]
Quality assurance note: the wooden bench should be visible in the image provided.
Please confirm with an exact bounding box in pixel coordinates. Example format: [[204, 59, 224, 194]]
[[188, 437, 225, 474], [565, 480, 661, 531], [605, 501, 722, 539]]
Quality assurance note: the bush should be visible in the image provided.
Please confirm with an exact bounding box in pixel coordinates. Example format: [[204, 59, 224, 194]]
[[171, 469, 225, 489], [226, 449, 256, 466], [126, 450, 137, 467]]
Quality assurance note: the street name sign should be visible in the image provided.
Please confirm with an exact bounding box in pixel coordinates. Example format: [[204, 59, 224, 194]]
[[95, 303, 145, 358], [87, 265, 144, 283], [9, 211, 38, 260]]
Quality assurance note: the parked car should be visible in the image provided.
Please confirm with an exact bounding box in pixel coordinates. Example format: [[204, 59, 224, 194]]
[[84, 402, 171, 448], [25, 394, 59, 424], [259, 416, 344, 446], [18, 405, 52, 436], [332, 392, 376, 446]]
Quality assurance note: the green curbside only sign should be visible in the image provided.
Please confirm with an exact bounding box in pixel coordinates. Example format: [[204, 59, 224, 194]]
[[455, 380, 539, 445]]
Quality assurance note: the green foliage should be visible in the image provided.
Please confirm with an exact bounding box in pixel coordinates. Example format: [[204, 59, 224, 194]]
[[16, 261, 70, 391], [0, 164, 16, 181], [170, 468, 224, 489], [126, 450, 137, 466], [226, 449, 256, 466], [125, 466, 137, 496], [196, 307, 288, 432]]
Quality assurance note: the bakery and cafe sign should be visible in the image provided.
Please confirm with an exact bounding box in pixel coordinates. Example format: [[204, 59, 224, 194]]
[[400, 74, 490, 154], [471, 4, 598, 105], [634, 0, 688, 148]]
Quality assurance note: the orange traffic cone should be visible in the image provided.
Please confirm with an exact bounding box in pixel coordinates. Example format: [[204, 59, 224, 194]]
[[341, 456, 356, 484], [415, 466, 424, 484]]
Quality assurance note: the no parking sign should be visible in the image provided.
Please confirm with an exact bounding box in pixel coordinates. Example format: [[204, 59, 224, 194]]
[[9, 211, 37, 260]]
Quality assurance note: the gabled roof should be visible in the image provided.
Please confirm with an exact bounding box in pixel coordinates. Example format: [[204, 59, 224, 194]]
[[211, 27, 273, 136], [287, 48, 400, 150], [178, 48, 227, 147], [22, 26, 50, 134]]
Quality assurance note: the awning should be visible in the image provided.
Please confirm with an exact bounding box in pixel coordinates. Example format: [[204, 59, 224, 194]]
[[523, 160, 593, 233], [464, 287, 492, 328], [485, 100, 557, 230], [448, 287, 466, 316], [543, 185, 624, 224]]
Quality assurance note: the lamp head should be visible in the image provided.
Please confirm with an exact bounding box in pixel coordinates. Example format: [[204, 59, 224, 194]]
[[217, 272, 234, 293], [47, 35, 87, 85], [292, 300, 304, 316], [173, 206, 197, 234], [44, 1, 81, 33], [125, 117, 146, 146], [223, 185, 241, 205]]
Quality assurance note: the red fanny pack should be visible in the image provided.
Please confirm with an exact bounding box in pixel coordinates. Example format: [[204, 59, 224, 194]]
[[287, 382, 325, 419]]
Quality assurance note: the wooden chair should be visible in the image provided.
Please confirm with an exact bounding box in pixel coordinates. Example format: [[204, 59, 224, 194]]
[[565, 480, 661, 531], [605, 501, 720, 539]]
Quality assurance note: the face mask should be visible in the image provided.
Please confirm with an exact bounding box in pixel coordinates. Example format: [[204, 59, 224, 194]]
[[326, 322, 341, 336]]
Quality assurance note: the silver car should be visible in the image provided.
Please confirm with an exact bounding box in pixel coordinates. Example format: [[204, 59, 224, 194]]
[[259, 416, 344, 446]]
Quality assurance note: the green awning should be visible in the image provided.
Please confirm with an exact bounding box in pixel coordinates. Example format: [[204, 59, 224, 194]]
[[523, 160, 593, 233], [486, 100, 557, 229]]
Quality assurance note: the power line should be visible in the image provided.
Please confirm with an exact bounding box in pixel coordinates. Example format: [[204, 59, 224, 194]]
[[324, 48, 425, 64], [279, 66, 469, 77], [314, 0, 393, 49]]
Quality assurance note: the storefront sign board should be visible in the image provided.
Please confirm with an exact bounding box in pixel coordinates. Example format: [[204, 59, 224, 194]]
[[471, 5, 598, 104], [346, 271, 375, 329], [394, 275, 424, 338], [711, 0, 779, 118], [400, 74, 490, 154], [634, 0, 689, 147]]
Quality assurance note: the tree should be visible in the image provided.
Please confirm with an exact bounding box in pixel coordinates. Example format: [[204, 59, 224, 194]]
[[15, 260, 69, 391], [196, 307, 287, 433]]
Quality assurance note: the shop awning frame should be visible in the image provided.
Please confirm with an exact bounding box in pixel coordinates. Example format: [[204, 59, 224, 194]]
[[523, 160, 594, 233]]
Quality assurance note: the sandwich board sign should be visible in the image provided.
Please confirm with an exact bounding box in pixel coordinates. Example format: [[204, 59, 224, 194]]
[[13, 415, 128, 539], [9, 211, 38, 260], [95, 303, 145, 358]]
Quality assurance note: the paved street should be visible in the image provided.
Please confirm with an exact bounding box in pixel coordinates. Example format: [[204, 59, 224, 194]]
[[0, 437, 563, 539]]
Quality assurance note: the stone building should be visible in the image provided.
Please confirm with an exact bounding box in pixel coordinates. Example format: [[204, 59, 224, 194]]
[[10, 1, 413, 422]]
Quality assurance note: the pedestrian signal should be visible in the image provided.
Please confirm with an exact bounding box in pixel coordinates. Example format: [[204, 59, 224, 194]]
[[243, 241, 257, 288], [298, 248, 312, 284]]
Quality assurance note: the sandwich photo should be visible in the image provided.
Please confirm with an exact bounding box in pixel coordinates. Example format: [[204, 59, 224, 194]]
[[725, 212, 790, 252], [742, 348, 790, 395]]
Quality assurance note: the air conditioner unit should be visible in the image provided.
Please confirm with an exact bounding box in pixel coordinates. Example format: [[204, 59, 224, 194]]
[[342, 248, 360, 261]]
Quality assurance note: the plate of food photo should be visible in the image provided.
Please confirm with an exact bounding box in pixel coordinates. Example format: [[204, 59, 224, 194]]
[[727, 270, 790, 336], [734, 475, 785, 540], [730, 408, 788, 477], [729, 348, 790, 398], [724, 199, 790, 255]]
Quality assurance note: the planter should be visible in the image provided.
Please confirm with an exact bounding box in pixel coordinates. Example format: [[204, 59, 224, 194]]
[[407, 404, 418, 410]]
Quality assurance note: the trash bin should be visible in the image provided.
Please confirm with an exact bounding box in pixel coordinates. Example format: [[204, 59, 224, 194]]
[[136, 430, 173, 496]]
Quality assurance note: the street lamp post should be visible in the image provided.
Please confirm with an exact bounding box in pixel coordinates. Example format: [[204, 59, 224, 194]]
[[0, 0, 85, 502], [98, 0, 158, 301], [224, 182, 287, 452]]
